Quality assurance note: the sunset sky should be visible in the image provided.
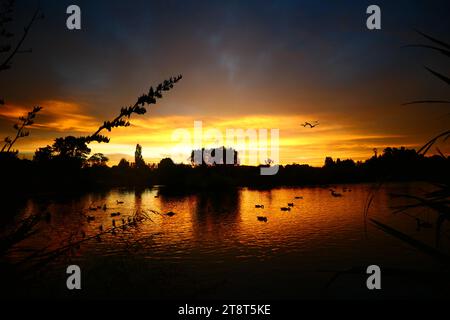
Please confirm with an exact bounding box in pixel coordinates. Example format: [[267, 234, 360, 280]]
[[1, 0, 449, 166]]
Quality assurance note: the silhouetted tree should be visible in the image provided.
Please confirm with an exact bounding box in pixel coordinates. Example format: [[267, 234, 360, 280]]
[[373, 148, 378, 158], [324, 156, 334, 168], [340, 159, 356, 168], [52, 136, 91, 161], [156, 157, 176, 185], [190, 146, 238, 166], [117, 158, 131, 170], [158, 157, 175, 169], [134, 144, 145, 169], [33, 145, 52, 162], [87, 153, 109, 167]]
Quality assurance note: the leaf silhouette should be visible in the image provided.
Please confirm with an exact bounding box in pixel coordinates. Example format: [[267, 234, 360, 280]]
[[414, 29, 450, 49], [402, 44, 450, 58], [424, 66, 450, 85], [402, 100, 450, 105]]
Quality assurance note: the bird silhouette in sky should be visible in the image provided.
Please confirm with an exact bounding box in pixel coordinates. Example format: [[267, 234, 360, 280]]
[[301, 121, 319, 128]]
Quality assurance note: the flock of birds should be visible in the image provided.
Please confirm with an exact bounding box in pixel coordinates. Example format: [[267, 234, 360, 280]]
[[45, 181, 434, 242], [85, 202, 140, 236], [254, 187, 352, 223], [83, 199, 176, 241], [49, 183, 351, 233], [254, 197, 300, 222], [60, 179, 353, 238], [84, 187, 350, 228]]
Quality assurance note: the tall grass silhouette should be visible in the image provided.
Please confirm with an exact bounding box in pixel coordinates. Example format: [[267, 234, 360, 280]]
[[365, 30, 449, 259]]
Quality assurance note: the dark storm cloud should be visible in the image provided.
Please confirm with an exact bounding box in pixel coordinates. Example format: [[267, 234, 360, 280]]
[[2, 0, 449, 114]]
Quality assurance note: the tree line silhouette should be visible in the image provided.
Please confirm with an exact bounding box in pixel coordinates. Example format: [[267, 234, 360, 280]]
[[1, 142, 448, 199]]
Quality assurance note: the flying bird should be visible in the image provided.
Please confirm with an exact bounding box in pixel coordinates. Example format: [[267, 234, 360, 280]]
[[301, 121, 319, 128]]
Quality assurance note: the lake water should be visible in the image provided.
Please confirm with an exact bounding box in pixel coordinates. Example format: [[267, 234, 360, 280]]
[[4, 182, 450, 299]]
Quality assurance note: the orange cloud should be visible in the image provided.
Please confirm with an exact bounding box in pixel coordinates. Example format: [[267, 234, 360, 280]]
[[0, 100, 99, 133]]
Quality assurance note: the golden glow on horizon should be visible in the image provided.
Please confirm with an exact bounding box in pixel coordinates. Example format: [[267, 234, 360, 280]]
[[0, 100, 424, 166]]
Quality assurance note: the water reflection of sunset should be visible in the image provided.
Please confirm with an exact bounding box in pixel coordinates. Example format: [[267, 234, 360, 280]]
[[12, 184, 448, 265]]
